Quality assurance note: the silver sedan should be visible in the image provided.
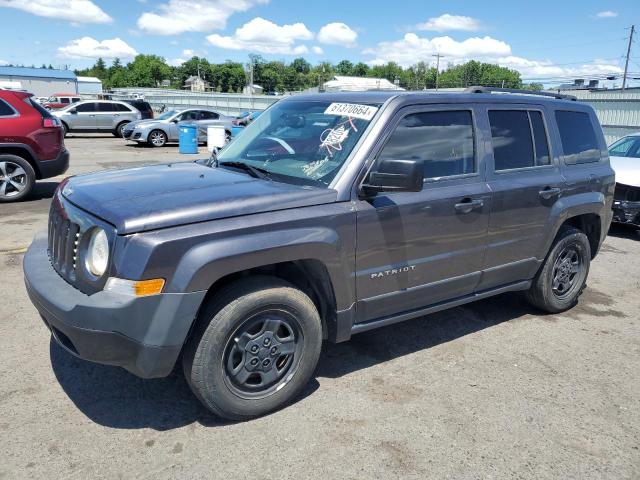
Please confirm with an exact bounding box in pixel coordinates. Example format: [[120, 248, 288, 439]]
[[123, 108, 234, 147]]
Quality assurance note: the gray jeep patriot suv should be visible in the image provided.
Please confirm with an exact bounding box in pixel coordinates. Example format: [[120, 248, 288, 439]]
[[24, 88, 614, 420]]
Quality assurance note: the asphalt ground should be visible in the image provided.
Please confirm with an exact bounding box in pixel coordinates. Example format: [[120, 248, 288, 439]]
[[1, 134, 639, 479]]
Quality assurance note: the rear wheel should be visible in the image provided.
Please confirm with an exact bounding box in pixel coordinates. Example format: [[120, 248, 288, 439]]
[[526, 226, 590, 313], [114, 121, 129, 138], [61, 122, 68, 137], [183, 276, 322, 420], [0, 154, 36, 202], [148, 129, 167, 147]]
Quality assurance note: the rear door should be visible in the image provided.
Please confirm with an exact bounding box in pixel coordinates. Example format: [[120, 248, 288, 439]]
[[477, 105, 564, 290], [354, 105, 492, 322]]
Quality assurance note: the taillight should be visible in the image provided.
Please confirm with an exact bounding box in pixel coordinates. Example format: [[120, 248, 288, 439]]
[[43, 117, 60, 128]]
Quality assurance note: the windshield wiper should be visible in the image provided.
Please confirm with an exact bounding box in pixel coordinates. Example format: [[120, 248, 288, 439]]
[[218, 161, 270, 180]]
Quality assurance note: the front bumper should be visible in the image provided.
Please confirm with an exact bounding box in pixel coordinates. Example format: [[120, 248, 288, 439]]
[[38, 148, 69, 179], [24, 233, 206, 378], [613, 200, 640, 226]]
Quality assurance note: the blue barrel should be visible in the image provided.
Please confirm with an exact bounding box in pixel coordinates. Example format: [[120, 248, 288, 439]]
[[178, 123, 198, 154]]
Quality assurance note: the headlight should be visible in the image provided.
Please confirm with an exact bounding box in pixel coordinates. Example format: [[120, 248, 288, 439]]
[[85, 228, 109, 277]]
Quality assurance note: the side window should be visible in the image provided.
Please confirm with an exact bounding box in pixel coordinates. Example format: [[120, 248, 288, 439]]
[[180, 110, 199, 121], [378, 110, 475, 179], [118, 103, 134, 112], [489, 110, 550, 170], [0, 99, 16, 116], [608, 137, 640, 158], [97, 103, 117, 112], [60, 98, 70, 104], [75, 103, 96, 112], [555, 110, 600, 164], [199, 111, 219, 120]]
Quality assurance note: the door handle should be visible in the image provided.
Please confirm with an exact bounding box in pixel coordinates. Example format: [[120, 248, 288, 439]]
[[539, 187, 561, 200], [454, 198, 484, 214]]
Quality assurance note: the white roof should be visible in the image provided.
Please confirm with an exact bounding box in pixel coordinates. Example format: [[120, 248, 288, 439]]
[[77, 76, 102, 83], [323, 75, 404, 92]]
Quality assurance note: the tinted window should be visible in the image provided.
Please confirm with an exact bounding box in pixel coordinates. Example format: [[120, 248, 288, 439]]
[[23, 96, 53, 118], [489, 110, 535, 170], [555, 111, 600, 164], [116, 103, 133, 112], [179, 110, 199, 121], [75, 102, 97, 112], [529, 111, 550, 165], [379, 110, 475, 179], [60, 98, 70, 104], [97, 102, 117, 112], [199, 111, 219, 120], [0, 99, 15, 116]]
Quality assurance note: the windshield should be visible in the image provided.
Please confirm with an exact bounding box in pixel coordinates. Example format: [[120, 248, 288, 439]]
[[157, 110, 178, 120], [217, 100, 380, 187], [609, 136, 640, 158]]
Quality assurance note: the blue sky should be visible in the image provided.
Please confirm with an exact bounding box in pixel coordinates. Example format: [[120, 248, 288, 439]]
[[0, 0, 639, 86]]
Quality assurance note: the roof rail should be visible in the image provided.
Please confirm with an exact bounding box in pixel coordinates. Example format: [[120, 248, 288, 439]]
[[464, 86, 577, 101]]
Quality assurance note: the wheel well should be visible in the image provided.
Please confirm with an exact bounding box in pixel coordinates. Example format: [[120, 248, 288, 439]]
[[0, 147, 41, 179], [116, 120, 129, 129], [198, 260, 337, 340], [561, 213, 601, 258]]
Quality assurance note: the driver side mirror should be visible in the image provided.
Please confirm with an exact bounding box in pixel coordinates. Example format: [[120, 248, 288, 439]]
[[361, 159, 423, 197], [69, 108, 77, 114]]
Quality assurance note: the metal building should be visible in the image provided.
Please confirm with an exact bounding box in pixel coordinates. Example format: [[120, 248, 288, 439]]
[[561, 88, 640, 144], [77, 76, 103, 95], [0, 66, 78, 97]]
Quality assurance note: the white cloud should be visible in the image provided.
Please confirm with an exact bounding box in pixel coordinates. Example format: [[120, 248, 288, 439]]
[[595, 10, 617, 18], [364, 33, 511, 67], [317, 22, 357, 46], [207, 17, 312, 55], [167, 58, 186, 66], [0, 0, 111, 23], [498, 56, 623, 79], [57, 37, 138, 59], [182, 49, 195, 57], [0, 59, 8, 66], [312, 46, 324, 55], [137, 0, 268, 35], [416, 14, 481, 32]]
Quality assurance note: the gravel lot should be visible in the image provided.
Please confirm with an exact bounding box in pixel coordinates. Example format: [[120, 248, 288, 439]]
[[1, 135, 639, 479]]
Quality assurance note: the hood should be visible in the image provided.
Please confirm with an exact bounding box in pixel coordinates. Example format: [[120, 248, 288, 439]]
[[62, 162, 337, 234], [610, 156, 640, 188], [130, 119, 166, 129]]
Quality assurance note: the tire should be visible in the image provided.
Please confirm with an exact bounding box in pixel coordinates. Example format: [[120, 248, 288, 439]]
[[526, 226, 591, 313], [114, 122, 129, 138], [0, 154, 36, 202], [147, 129, 167, 147], [61, 122, 68, 137], [182, 276, 323, 420]]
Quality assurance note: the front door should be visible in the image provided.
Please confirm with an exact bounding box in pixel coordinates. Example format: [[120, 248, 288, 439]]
[[477, 105, 565, 290], [70, 102, 97, 130], [354, 107, 491, 323]]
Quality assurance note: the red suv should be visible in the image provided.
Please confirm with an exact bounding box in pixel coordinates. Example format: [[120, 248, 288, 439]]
[[0, 89, 69, 202]]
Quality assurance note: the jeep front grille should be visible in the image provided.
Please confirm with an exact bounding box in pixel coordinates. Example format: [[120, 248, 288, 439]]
[[48, 200, 80, 280]]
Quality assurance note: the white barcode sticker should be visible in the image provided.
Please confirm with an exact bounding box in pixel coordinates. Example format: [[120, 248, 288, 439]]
[[324, 103, 378, 121]]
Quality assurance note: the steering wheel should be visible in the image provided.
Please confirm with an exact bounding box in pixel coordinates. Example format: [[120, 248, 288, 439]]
[[262, 136, 296, 155]]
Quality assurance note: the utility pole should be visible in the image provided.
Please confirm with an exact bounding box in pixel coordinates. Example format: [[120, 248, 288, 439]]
[[622, 25, 635, 91], [432, 53, 443, 91]]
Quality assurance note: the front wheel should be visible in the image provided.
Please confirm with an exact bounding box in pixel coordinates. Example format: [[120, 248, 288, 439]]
[[526, 226, 591, 313], [183, 276, 322, 420], [114, 122, 129, 138], [147, 129, 167, 147]]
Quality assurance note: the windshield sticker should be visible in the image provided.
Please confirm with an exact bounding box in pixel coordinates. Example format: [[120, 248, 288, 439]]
[[302, 158, 329, 177], [324, 103, 378, 121], [320, 125, 350, 156]]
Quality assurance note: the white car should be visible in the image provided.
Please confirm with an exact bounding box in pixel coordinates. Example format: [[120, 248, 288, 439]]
[[608, 133, 640, 226]]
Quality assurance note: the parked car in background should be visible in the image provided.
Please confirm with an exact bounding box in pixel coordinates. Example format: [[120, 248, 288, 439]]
[[608, 133, 640, 226], [53, 100, 142, 137], [123, 108, 233, 147], [24, 88, 613, 419], [123, 99, 154, 120], [43, 93, 81, 110], [0, 89, 68, 202], [33, 96, 49, 104]]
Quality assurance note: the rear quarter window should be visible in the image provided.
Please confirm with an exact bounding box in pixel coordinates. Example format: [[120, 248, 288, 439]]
[[555, 110, 600, 164], [0, 99, 16, 116]]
